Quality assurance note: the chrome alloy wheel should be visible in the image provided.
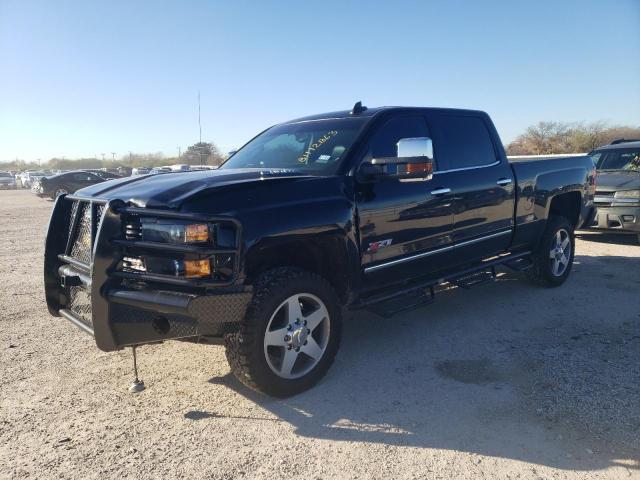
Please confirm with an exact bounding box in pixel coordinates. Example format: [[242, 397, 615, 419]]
[[263, 293, 330, 379], [549, 228, 571, 276]]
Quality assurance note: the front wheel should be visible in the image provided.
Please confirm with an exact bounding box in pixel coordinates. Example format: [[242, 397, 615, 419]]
[[225, 268, 342, 397], [527, 216, 575, 287]]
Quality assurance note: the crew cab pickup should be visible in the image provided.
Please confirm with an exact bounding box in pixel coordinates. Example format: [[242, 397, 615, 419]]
[[44, 104, 595, 397]]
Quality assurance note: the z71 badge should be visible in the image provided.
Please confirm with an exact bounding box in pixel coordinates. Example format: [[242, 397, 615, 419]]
[[366, 239, 393, 253]]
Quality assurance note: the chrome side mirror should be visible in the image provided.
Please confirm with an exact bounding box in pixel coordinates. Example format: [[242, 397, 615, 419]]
[[361, 137, 434, 182], [397, 137, 433, 160]]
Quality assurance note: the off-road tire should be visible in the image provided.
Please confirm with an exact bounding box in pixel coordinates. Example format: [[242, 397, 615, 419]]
[[527, 215, 575, 287], [224, 267, 342, 397]]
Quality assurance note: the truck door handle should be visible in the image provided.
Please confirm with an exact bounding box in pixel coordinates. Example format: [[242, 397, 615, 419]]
[[430, 188, 451, 195], [496, 178, 512, 186]]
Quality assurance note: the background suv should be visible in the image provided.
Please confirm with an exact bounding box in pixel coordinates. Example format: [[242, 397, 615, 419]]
[[589, 139, 640, 242]]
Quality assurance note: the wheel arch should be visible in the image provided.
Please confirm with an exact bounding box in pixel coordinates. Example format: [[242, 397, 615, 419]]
[[548, 191, 582, 229], [244, 234, 354, 304]]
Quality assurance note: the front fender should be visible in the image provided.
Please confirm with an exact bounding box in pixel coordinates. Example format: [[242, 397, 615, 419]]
[[240, 197, 361, 302]]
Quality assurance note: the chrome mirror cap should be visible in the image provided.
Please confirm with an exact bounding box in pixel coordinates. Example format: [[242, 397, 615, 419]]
[[397, 137, 433, 160]]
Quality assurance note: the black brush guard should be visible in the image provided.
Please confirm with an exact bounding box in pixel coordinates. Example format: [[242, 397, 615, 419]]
[[44, 195, 252, 352]]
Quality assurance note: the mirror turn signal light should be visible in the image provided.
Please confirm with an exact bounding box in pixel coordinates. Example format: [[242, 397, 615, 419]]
[[406, 162, 433, 174]]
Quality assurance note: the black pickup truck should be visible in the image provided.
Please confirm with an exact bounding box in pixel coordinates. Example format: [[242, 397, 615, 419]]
[[44, 104, 595, 397]]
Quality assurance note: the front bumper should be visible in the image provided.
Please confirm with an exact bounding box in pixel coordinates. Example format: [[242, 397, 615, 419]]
[[44, 195, 251, 351], [587, 205, 640, 233]]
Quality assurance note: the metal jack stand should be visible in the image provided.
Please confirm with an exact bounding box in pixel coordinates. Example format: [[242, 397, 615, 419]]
[[128, 345, 145, 393]]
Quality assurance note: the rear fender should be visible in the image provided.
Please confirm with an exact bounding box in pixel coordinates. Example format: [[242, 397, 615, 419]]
[[512, 167, 589, 248]]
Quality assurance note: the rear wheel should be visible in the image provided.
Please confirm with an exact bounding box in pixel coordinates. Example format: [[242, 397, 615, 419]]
[[527, 216, 575, 287], [225, 268, 342, 397]]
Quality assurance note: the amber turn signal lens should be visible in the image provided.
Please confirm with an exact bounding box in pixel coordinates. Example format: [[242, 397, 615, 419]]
[[184, 259, 211, 277], [406, 162, 433, 174], [185, 224, 209, 242]]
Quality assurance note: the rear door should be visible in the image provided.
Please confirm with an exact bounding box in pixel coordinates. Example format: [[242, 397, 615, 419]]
[[426, 113, 515, 261], [356, 114, 456, 289]]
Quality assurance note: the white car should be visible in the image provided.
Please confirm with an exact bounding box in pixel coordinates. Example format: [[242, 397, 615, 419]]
[[169, 164, 191, 172], [19, 171, 50, 188]]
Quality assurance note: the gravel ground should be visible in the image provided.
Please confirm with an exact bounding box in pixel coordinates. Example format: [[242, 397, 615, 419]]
[[1, 189, 639, 479]]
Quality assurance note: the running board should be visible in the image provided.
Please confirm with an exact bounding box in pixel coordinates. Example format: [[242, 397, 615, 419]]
[[449, 266, 496, 289], [353, 251, 531, 317], [504, 256, 533, 272], [366, 287, 435, 318]]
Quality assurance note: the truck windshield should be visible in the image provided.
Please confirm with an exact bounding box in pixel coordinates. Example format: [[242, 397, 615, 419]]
[[593, 149, 640, 172], [220, 118, 366, 174]]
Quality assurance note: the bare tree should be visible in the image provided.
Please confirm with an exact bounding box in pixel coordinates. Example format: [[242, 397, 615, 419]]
[[506, 121, 640, 155]]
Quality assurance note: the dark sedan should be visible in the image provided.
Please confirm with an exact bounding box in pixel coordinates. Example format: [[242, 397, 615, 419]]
[[86, 169, 122, 180], [32, 170, 109, 199], [588, 139, 640, 242]]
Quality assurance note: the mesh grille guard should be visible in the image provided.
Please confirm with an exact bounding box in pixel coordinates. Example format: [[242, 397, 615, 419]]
[[41, 192, 257, 353]]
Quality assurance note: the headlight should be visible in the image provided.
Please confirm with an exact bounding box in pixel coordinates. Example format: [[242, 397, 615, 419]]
[[122, 217, 236, 281], [614, 190, 640, 199], [122, 256, 212, 278], [140, 219, 211, 244]]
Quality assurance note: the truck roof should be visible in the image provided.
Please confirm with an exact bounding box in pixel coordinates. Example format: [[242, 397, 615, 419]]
[[595, 140, 640, 151], [285, 105, 488, 124]]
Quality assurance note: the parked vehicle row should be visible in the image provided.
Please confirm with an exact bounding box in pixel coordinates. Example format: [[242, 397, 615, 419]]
[[3, 165, 217, 199], [31, 171, 113, 199]]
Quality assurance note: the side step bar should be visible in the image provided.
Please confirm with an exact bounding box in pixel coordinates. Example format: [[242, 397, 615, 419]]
[[449, 266, 496, 289], [366, 286, 436, 319], [353, 251, 531, 317]]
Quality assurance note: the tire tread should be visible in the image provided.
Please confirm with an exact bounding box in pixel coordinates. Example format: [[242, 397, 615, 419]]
[[225, 267, 341, 397], [526, 215, 574, 287]]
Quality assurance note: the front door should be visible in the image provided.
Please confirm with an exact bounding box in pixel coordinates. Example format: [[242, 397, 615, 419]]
[[355, 114, 455, 290]]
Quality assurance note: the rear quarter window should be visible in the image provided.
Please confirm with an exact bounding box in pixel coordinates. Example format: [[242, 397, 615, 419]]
[[427, 115, 497, 170]]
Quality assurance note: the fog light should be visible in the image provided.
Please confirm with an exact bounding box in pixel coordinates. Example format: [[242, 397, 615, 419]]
[[184, 259, 211, 277], [621, 215, 635, 222]]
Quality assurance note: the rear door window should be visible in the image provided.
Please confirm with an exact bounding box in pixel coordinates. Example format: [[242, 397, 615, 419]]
[[427, 114, 497, 171]]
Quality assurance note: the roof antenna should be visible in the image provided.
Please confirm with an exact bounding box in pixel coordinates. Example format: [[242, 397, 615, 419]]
[[350, 101, 367, 115]]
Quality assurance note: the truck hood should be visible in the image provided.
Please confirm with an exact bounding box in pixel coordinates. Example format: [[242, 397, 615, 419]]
[[74, 168, 316, 208], [596, 170, 640, 192]]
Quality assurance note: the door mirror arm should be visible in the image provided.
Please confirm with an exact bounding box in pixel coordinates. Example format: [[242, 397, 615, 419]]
[[356, 136, 435, 183]]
